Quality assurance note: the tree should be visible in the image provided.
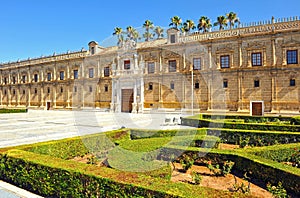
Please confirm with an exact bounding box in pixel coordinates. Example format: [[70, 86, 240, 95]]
[[154, 26, 164, 39], [126, 26, 135, 39], [214, 15, 228, 30], [226, 12, 240, 29], [197, 16, 212, 33], [183, 19, 196, 33], [169, 16, 182, 30], [113, 27, 124, 46], [143, 20, 154, 41]]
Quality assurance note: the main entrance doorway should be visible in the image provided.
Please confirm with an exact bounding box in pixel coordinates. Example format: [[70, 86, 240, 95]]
[[251, 101, 264, 116], [46, 102, 51, 110], [121, 89, 133, 113]]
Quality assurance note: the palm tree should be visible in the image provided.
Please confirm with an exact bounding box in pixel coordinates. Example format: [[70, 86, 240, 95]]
[[169, 16, 182, 30], [126, 26, 135, 39], [154, 26, 164, 39], [214, 16, 228, 30], [113, 27, 124, 46], [226, 12, 240, 29], [197, 16, 212, 33], [183, 19, 196, 33], [143, 20, 154, 41], [132, 29, 140, 43], [143, 32, 154, 41]]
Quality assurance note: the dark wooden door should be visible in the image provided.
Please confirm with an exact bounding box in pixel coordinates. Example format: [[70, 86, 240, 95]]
[[121, 89, 133, 113], [252, 102, 262, 116], [47, 102, 51, 110]]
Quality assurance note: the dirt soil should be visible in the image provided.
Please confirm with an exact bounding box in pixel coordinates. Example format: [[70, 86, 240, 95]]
[[171, 163, 272, 198]]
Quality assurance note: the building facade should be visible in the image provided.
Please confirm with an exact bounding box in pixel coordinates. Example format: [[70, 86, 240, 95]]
[[1, 17, 300, 115]]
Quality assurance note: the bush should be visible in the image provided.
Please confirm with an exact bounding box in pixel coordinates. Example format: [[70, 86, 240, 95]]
[[180, 154, 195, 172], [0, 108, 27, 113], [267, 182, 288, 198], [191, 171, 202, 185]]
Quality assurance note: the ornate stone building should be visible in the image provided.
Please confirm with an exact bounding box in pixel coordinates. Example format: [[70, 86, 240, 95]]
[[1, 17, 300, 115]]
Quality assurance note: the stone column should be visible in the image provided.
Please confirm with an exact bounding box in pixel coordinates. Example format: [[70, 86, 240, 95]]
[[27, 86, 31, 107], [139, 78, 144, 113], [271, 38, 276, 66], [17, 86, 20, 106], [67, 84, 70, 108], [53, 85, 57, 108], [208, 46, 212, 69], [237, 72, 243, 111], [40, 85, 44, 108], [238, 41, 243, 67]]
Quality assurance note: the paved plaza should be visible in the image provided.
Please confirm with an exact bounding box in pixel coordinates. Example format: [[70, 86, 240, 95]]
[[0, 109, 193, 197]]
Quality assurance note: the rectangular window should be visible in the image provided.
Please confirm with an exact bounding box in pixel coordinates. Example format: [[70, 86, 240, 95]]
[[4, 78, 7, 84], [74, 86, 77, 93], [169, 60, 177, 72], [220, 55, 230, 68], [193, 58, 201, 70], [13, 89, 15, 95], [124, 60, 130, 70], [290, 79, 296, 86], [74, 70, 78, 79], [23, 90, 25, 95], [104, 67, 110, 77], [89, 86, 93, 92], [22, 75, 26, 83], [223, 80, 228, 88], [47, 73, 51, 81], [61, 87, 63, 93], [89, 68, 94, 78], [91, 47, 95, 55], [251, 52, 262, 66], [148, 83, 153, 90], [195, 82, 200, 89], [287, 50, 298, 64], [170, 82, 175, 90], [34, 74, 38, 82], [34, 88, 37, 94], [170, 34, 176, 43], [254, 80, 260, 88], [148, 62, 155, 74], [60, 71, 64, 80], [104, 85, 108, 92], [47, 87, 50, 94]]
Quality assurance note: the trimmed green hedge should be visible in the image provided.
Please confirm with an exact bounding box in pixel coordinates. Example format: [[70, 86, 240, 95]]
[[247, 144, 300, 164], [182, 118, 300, 132], [130, 129, 206, 140], [192, 114, 291, 122], [130, 128, 300, 147], [0, 150, 247, 198], [291, 116, 300, 125], [0, 108, 27, 113]]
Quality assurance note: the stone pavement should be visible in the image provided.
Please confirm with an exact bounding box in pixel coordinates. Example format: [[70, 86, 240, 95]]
[[0, 109, 193, 197]]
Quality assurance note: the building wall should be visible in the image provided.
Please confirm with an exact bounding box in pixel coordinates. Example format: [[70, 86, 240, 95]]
[[0, 19, 300, 114]]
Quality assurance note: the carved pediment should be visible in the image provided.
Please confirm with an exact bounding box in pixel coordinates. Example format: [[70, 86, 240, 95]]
[[216, 45, 233, 53], [247, 41, 266, 50], [282, 38, 300, 47]]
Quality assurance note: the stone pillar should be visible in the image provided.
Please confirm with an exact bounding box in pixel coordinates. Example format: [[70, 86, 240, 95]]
[[27, 86, 31, 107], [138, 78, 144, 113], [207, 74, 212, 110], [208, 46, 212, 68], [271, 74, 277, 112], [237, 73, 243, 111], [40, 85, 44, 108], [53, 85, 57, 108], [132, 81, 137, 113], [271, 38, 276, 66], [17, 86, 20, 106], [238, 41, 243, 67], [67, 84, 70, 108]]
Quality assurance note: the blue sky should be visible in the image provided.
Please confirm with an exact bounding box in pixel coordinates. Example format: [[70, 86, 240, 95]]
[[0, 0, 299, 63]]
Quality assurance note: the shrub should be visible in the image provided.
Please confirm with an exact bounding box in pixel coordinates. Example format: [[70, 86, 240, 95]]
[[191, 171, 202, 185], [180, 154, 195, 172], [232, 175, 250, 194], [267, 182, 288, 198]]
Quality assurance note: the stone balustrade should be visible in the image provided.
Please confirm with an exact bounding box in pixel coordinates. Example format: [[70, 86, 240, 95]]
[[179, 17, 300, 43]]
